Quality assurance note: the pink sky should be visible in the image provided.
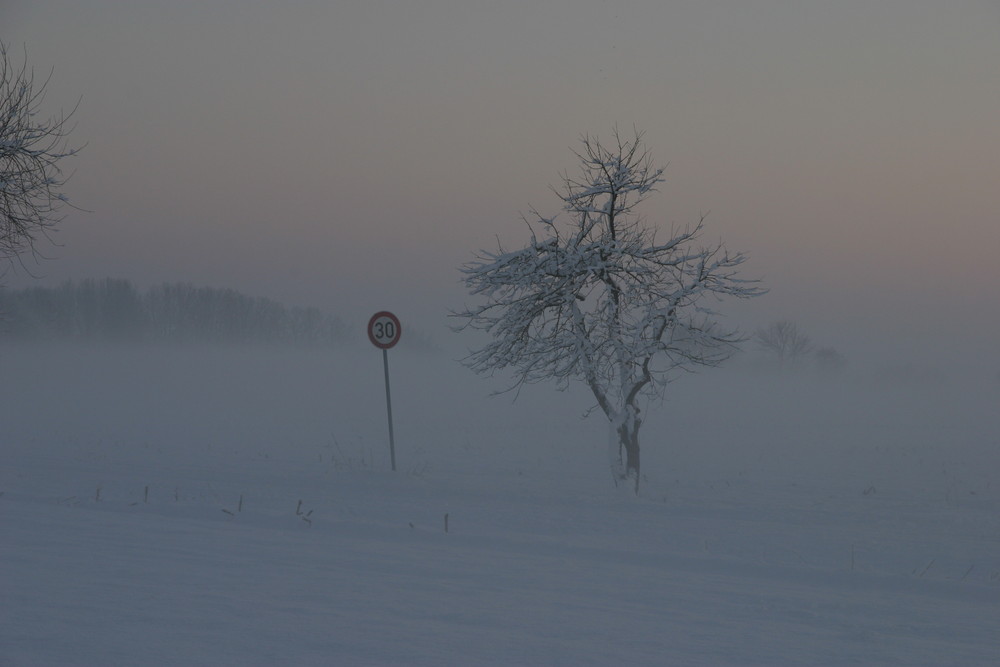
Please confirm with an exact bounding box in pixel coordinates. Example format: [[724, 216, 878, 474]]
[[3, 1, 998, 364]]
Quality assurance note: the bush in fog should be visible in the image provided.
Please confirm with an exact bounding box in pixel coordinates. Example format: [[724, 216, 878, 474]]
[[455, 129, 764, 492]]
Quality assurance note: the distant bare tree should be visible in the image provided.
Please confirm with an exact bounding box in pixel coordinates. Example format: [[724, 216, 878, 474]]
[[454, 129, 764, 492], [1, 42, 81, 266], [755, 320, 812, 368]]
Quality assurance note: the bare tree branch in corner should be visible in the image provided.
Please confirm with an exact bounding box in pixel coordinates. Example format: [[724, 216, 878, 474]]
[[1, 42, 82, 267]]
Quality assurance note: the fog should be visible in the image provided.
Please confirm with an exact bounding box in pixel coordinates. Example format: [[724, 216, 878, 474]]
[[3, 328, 998, 662], [3, 3, 1000, 658], [3, 335, 997, 499], [5, 85, 998, 645]]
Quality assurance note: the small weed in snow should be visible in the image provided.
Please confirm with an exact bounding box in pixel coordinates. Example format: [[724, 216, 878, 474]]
[[296, 499, 313, 526]]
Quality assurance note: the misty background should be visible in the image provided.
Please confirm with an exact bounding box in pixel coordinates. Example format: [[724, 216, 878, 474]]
[[4, 6, 1000, 661], [2, 0, 999, 374]]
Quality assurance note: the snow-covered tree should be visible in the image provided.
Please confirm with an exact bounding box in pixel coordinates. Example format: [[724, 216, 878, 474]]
[[454, 129, 764, 492], [1, 43, 81, 266]]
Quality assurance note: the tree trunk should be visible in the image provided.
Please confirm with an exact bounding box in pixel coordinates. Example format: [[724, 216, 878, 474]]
[[610, 405, 642, 493]]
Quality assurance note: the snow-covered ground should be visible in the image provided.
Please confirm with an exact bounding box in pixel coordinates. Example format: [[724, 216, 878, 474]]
[[2, 342, 998, 665]]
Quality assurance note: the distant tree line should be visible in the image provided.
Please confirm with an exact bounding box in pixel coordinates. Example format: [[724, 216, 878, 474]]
[[0, 278, 349, 345]]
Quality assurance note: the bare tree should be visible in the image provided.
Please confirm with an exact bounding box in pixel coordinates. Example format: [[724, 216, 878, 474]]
[[1, 42, 81, 266], [454, 129, 764, 492], [754, 320, 813, 368]]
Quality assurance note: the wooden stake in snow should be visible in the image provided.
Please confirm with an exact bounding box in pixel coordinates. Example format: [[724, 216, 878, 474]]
[[368, 311, 402, 472]]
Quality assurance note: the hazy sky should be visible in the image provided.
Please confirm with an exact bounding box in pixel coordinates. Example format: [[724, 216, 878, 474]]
[[3, 1, 998, 364]]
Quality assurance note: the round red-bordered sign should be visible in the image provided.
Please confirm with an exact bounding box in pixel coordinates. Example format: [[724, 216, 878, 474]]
[[368, 311, 402, 349]]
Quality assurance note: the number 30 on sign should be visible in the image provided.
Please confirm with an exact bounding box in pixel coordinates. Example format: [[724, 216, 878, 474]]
[[368, 311, 401, 349]]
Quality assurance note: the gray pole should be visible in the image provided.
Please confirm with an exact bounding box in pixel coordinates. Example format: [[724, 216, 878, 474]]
[[382, 347, 397, 471]]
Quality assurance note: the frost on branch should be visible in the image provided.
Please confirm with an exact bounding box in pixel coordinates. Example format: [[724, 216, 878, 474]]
[[453, 129, 764, 492], [1, 42, 81, 265]]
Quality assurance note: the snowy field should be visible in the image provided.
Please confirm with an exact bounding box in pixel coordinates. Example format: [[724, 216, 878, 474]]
[[2, 341, 998, 666]]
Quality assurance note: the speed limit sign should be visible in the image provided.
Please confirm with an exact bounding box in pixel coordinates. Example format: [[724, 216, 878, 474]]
[[369, 311, 402, 471], [368, 311, 401, 349]]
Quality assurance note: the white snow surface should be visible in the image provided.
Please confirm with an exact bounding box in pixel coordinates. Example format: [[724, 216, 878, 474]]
[[2, 342, 998, 666]]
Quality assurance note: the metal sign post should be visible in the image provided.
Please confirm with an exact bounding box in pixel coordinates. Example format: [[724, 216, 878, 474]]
[[367, 311, 402, 471]]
